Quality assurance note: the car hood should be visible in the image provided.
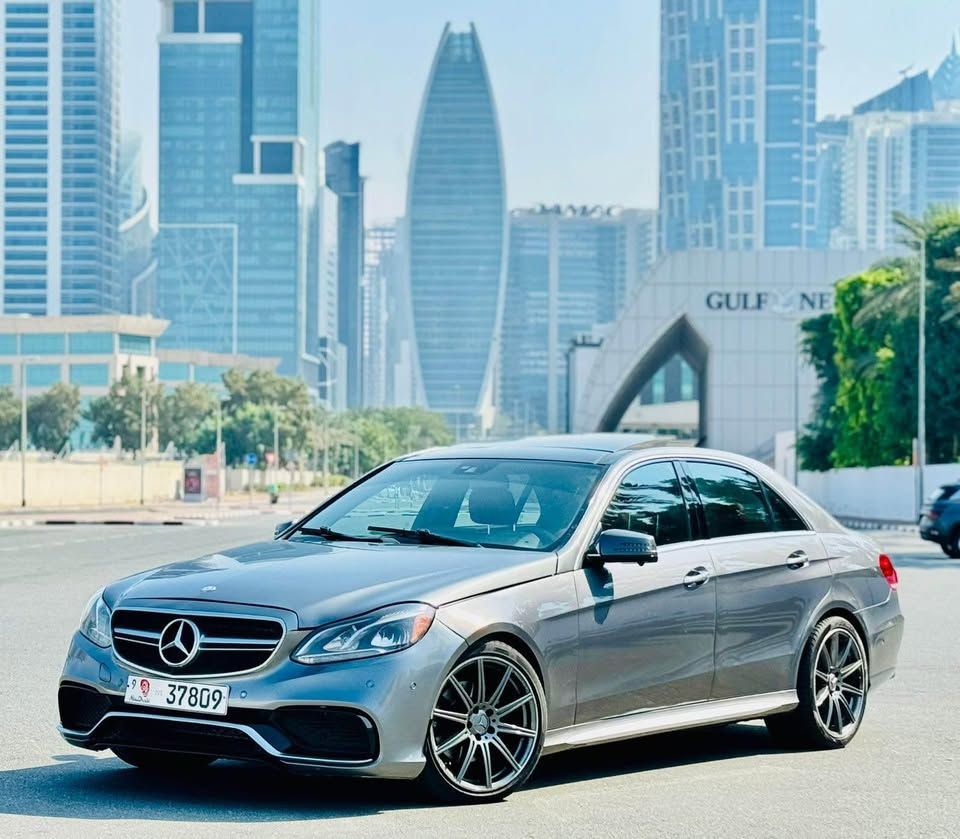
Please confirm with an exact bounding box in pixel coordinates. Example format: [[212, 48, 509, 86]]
[[105, 538, 557, 627]]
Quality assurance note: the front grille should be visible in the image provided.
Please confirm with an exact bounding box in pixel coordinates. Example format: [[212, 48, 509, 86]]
[[111, 608, 285, 676], [59, 682, 111, 732], [270, 706, 378, 761]]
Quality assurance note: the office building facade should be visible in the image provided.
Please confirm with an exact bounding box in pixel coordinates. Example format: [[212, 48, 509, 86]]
[[406, 24, 507, 434], [118, 134, 157, 315], [155, 0, 324, 387], [1, 0, 121, 316], [659, 0, 818, 252], [501, 205, 657, 433], [362, 223, 396, 408], [826, 46, 960, 250], [323, 141, 364, 408]]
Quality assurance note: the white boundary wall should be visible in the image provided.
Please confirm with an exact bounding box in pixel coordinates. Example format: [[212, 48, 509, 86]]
[[799, 463, 960, 523]]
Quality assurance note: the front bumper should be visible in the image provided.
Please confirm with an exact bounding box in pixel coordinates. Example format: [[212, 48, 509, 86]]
[[58, 618, 466, 779]]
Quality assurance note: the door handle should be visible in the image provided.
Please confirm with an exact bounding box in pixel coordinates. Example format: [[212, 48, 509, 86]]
[[786, 549, 810, 569], [683, 566, 710, 589]]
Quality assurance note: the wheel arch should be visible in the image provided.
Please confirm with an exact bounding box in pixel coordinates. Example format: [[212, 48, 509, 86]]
[[797, 603, 872, 686], [457, 626, 549, 704]]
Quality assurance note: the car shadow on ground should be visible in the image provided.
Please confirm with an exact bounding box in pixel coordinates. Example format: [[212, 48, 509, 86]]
[[0, 723, 783, 822]]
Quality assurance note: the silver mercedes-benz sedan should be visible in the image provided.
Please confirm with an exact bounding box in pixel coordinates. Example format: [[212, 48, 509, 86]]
[[58, 434, 904, 802]]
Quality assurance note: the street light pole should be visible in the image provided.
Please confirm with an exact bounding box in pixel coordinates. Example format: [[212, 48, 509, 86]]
[[139, 383, 147, 506], [20, 368, 27, 507], [215, 399, 223, 514], [917, 236, 927, 514]]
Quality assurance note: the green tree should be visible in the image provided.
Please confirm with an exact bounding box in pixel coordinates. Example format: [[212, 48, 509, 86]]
[[800, 207, 960, 467], [159, 381, 218, 454], [0, 387, 20, 449], [222, 369, 316, 460], [86, 371, 163, 451], [27, 382, 81, 452], [796, 313, 838, 471]]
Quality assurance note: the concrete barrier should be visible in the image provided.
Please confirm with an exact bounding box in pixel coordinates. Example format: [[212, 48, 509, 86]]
[[0, 459, 183, 509], [799, 462, 960, 523]]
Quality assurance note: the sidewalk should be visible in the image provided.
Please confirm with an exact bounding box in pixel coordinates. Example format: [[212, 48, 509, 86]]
[[0, 487, 335, 526]]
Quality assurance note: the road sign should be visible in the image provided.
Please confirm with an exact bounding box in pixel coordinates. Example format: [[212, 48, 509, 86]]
[[244, 453, 257, 466]]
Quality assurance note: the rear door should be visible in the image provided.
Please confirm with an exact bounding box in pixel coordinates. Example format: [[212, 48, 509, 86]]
[[573, 460, 716, 722], [680, 460, 831, 700]]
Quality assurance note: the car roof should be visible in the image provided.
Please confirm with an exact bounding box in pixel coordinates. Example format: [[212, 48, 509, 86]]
[[402, 433, 693, 465]]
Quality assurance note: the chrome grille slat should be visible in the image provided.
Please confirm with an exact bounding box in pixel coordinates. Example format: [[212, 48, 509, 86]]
[[111, 608, 286, 678]]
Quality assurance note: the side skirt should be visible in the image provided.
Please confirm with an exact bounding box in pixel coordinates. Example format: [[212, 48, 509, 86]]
[[542, 690, 798, 755]]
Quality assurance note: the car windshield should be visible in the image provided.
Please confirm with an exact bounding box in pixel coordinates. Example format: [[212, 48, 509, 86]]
[[295, 458, 605, 552]]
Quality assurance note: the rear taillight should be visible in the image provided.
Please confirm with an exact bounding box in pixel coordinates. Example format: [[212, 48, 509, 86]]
[[879, 554, 898, 591], [928, 510, 940, 521]]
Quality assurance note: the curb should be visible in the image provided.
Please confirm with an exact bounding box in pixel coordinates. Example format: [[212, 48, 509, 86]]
[[0, 518, 206, 528], [837, 518, 916, 533]]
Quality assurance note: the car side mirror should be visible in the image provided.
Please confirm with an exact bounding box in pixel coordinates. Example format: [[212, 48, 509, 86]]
[[274, 520, 293, 539], [592, 529, 658, 565]]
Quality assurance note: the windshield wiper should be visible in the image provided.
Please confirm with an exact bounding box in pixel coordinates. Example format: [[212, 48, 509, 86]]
[[368, 526, 479, 547], [295, 526, 383, 543]]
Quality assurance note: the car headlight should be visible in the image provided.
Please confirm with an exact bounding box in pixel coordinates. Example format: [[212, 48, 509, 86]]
[[292, 603, 435, 665], [78, 590, 112, 648]]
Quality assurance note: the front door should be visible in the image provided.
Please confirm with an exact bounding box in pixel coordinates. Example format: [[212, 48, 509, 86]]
[[573, 460, 717, 723]]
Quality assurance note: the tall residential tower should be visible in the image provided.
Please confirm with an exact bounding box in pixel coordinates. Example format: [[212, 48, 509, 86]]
[[1, 0, 121, 315], [155, 0, 324, 384], [659, 0, 819, 251], [406, 24, 507, 435]]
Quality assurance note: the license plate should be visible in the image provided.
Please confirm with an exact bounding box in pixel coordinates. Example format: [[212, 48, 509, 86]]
[[124, 675, 229, 716]]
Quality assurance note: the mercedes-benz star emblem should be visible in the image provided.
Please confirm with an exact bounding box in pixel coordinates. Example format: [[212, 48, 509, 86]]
[[158, 618, 201, 668]]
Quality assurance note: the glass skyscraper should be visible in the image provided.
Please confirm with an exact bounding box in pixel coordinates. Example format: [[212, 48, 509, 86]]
[[406, 24, 506, 434], [156, 0, 324, 384], [502, 206, 657, 433], [659, 0, 818, 251], [324, 141, 364, 408], [118, 133, 157, 315], [1, 0, 121, 315]]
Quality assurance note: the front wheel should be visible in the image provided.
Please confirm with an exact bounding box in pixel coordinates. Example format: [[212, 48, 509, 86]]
[[765, 616, 868, 750], [420, 640, 545, 803], [112, 746, 215, 773]]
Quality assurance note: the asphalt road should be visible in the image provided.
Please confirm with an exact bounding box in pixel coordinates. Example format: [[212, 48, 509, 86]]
[[0, 521, 957, 837]]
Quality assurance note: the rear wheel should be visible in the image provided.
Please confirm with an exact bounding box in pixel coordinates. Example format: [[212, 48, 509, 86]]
[[112, 746, 215, 773], [420, 640, 545, 803], [765, 616, 868, 750], [943, 529, 960, 558]]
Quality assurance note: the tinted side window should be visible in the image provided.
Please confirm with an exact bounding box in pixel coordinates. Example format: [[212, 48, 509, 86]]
[[764, 485, 808, 531], [685, 461, 773, 538], [601, 461, 690, 546]]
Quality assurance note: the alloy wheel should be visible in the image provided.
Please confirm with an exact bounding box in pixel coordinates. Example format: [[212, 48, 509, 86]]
[[813, 627, 866, 738], [429, 654, 541, 795]]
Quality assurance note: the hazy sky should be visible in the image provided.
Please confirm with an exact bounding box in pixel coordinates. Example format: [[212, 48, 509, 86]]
[[122, 0, 960, 224]]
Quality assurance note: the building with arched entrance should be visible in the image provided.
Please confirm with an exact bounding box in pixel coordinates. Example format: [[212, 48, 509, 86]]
[[568, 249, 890, 456]]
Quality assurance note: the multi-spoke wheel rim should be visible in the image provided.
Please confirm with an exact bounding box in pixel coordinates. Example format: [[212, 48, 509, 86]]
[[813, 627, 866, 739], [429, 655, 540, 794]]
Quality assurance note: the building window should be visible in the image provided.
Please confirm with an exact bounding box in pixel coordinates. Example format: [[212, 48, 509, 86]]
[[173, 1, 199, 33], [0, 365, 12, 387], [118, 333, 151, 355], [68, 331, 113, 354], [194, 365, 226, 384], [26, 363, 61, 387], [158, 361, 191, 382], [69, 363, 109, 387], [0, 335, 17, 355], [260, 141, 294, 175], [21, 333, 65, 355]]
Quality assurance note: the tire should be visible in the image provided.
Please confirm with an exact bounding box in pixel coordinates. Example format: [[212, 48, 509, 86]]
[[765, 615, 868, 750], [943, 529, 960, 558], [419, 640, 546, 803], [112, 746, 215, 773]]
